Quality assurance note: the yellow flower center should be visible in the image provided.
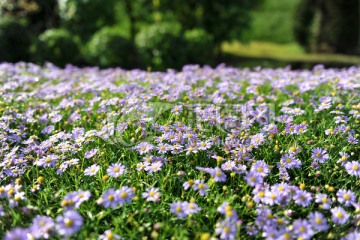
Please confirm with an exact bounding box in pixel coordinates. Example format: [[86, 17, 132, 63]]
[[64, 218, 73, 227], [120, 192, 127, 199]]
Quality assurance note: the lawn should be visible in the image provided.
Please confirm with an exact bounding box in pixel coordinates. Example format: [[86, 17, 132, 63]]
[[1, 62, 360, 239], [222, 41, 360, 68]]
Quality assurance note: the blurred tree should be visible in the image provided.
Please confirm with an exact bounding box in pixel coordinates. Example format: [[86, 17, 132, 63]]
[[58, 0, 117, 41], [156, 0, 262, 56], [0, 0, 59, 33], [85, 27, 134, 68], [34, 28, 81, 67], [0, 17, 31, 62], [294, 0, 359, 54]]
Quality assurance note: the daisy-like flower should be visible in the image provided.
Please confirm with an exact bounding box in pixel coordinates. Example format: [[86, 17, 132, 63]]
[[250, 160, 270, 178], [293, 189, 313, 207], [84, 148, 98, 159], [244, 172, 263, 187], [215, 219, 237, 240], [117, 186, 134, 205], [99, 188, 118, 208], [142, 188, 161, 202], [345, 161, 360, 177], [4, 228, 28, 240], [84, 164, 100, 176], [347, 135, 359, 144], [336, 189, 356, 207], [184, 202, 201, 215], [55, 210, 83, 236], [250, 133, 266, 148], [193, 179, 209, 196], [107, 163, 126, 178], [338, 152, 350, 165], [311, 148, 329, 163], [210, 167, 227, 182], [308, 211, 328, 231], [341, 230, 360, 240], [183, 179, 195, 191], [280, 154, 302, 169], [315, 193, 331, 209], [330, 207, 350, 225], [99, 229, 121, 240], [30, 215, 54, 239], [292, 219, 314, 240], [170, 202, 188, 218]]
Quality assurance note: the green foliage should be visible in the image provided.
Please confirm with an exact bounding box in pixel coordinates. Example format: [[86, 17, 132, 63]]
[[184, 28, 215, 65], [157, 0, 262, 47], [85, 27, 134, 69], [0, 0, 59, 34], [0, 17, 31, 62], [136, 22, 187, 70], [245, 0, 300, 44], [35, 28, 81, 67], [58, 0, 117, 41]]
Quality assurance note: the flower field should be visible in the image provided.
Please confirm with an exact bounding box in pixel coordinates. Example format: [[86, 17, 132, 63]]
[[1, 62, 360, 239]]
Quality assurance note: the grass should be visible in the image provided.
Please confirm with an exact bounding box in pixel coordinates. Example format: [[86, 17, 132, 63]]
[[222, 41, 360, 68]]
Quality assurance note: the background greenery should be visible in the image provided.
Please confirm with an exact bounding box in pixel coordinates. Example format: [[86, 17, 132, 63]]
[[0, 0, 359, 70]]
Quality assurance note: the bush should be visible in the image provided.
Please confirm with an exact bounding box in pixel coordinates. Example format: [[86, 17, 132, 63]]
[[184, 29, 215, 65], [0, 18, 31, 62], [85, 28, 134, 68], [35, 29, 81, 67], [136, 22, 187, 70]]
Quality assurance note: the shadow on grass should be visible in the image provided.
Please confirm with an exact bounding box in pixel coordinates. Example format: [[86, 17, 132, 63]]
[[221, 53, 358, 70]]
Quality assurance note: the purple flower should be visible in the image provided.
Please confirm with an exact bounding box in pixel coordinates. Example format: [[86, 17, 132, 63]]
[[244, 172, 263, 187], [4, 228, 28, 240], [84, 148, 98, 159], [280, 154, 301, 169], [30, 215, 54, 239], [107, 163, 126, 178], [99, 229, 121, 240], [309, 211, 328, 231], [84, 164, 100, 176], [136, 142, 154, 155], [55, 210, 83, 236], [338, 152, 350, 165], [292, 219, 314, 239], [347, 135, 359, 144], [142, 188, 161, 202], [210, 167, 227, 182], [117, 186, 134, 205], [342, 230, 360, 240], [315, 193, 331, 209], [193, 179, 209, 196], [311, 148, 329, 163], [170, 202, 188, 218], [184, 202, 201, 215], [250, 160, 270, 177], [99, 188, 118, 208], [293, 189, 313, 207], [337, 189, 356, 207], [331, 207, 350, 225], [345, 161, 360, 177], [36, 154, 59, 168], [250, 133, 266, 148], [215, 219, 237, 240]]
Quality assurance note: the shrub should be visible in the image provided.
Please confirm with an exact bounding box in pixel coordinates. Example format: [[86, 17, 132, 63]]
[[136, 22, 187, 70], [0, 18, 31, 62], [35, 28, 81, 67], [184, 28, 215, 65], [85, 27, 134, 68]]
